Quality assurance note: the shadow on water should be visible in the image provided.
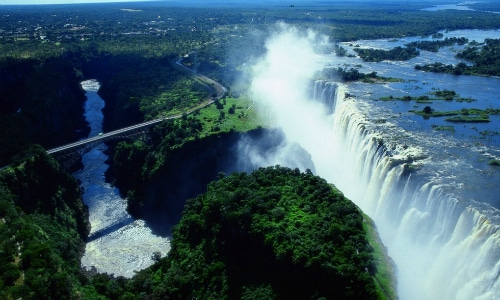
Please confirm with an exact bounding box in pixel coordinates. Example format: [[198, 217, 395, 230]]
[[86, 217, 135, 242], [136, 128, 316, 237]]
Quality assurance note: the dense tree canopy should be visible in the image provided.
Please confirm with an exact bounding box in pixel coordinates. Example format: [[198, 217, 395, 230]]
[[127, 166, 393, 299], [0, 146, 89, 299], [354, 46, 420, 62]]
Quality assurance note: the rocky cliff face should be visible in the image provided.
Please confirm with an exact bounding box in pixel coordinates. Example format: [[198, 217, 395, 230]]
[[0, 57, 89, 164]]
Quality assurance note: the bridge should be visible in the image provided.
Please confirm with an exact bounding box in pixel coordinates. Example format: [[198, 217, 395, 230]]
[[47, 58, 227, 169], [47, 117, 167, 168]]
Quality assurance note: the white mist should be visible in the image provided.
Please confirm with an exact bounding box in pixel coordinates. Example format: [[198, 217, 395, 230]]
[[250, 24, 339, 177]]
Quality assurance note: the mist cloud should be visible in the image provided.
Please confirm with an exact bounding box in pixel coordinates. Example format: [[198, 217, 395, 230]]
[[247, 23, 338, 175], [234, 129, 315, 173]]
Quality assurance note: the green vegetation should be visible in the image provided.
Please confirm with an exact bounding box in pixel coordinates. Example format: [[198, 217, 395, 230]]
[[195, 96, 263, 135], [431, 125, 455, 133], [445, 116, 490, 123], [323, 67, 402, 83], [126, 166, 396, 299], [0, 3, 499, 164], [106, 92, 262, 208], [0, 155, 396, 299], [415, 38, 500, 76], [410, 107, 499, 123], [487, 159, 500, 166], [432, 89, 457, 100], [362, 216, 397, 300], [354, 46, 420, 62], [0, 146, 89, 299], [0, 57, 88, 165], [381, 89, 475, 103], [405, 37, 468, 52], [98, 57, 210, 130]]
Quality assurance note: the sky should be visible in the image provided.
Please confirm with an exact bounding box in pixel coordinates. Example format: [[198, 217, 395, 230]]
[[0, 0, 456, 6], [0, 0, 155, 4]]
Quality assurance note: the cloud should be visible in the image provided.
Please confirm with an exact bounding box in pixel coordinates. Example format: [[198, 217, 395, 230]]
[[248, 23, 337, 175]]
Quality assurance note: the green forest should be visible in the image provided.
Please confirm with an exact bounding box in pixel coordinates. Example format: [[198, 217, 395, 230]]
[[123, 166, 395, 299], [0, 151, 396, 299], [1, 1, 500, 299]]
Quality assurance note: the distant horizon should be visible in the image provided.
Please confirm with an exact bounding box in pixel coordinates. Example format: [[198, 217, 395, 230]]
[[0, 0, 156, 5], [0, 0, 465, 6]]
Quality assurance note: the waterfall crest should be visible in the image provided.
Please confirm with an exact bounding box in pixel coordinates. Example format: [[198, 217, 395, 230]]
[[313, 80, 500, 300]]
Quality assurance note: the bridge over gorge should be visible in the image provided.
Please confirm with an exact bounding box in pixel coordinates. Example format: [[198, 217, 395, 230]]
[[47, 117, 168, 169], [47, 59, 227, 169]]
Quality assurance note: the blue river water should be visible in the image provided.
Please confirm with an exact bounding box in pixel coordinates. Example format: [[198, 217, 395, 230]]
[[326, 30, 500, 209], [74, 80, 170, 278]]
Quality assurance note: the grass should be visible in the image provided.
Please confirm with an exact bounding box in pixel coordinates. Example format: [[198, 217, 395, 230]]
[[445, 116, 490, 123], [409, 108, 496, 123], [431, 125, 455, 132], [380, 89, 476, 103], [362, 214, 398, 300], [362, 76, 403, 83], [195, 95, 267, 137], [487, 159, 500, 166]]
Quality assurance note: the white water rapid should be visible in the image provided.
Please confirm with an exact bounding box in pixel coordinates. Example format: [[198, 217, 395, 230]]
[[74, 80, 170, 278], [249, 24, 499, 300]]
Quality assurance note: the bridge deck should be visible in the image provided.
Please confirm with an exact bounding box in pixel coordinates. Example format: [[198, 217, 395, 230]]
[[47, 117, 168, 154]]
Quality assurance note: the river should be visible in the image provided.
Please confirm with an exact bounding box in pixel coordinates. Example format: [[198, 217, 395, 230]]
[[329, 29, 500, 208], [73, 80, 170, 278]]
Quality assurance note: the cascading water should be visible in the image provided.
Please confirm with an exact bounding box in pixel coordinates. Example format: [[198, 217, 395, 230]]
[[312, 80, 500, 300]]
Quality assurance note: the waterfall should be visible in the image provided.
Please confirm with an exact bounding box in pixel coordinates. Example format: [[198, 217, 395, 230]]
[[313, 80, 500, 300], [312, 81, 338, 114]]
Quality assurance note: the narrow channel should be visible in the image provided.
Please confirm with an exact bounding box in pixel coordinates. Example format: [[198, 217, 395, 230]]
[[73, 79, 170, 278]]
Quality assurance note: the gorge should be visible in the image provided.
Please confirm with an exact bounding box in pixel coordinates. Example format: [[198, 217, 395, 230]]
[[74, 80, 171, 277], [76, 26, 499, 299]]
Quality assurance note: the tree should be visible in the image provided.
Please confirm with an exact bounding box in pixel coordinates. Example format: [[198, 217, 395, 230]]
[[151, 251, 162, 263], [228, 104, 236, 114], [423, 106, 432, 114], [219, 111, 225, 120]]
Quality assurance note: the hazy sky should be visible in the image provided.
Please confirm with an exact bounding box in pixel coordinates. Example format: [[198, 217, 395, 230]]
[[0, 0, 461, 6], [0, 0, 155, 4]]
